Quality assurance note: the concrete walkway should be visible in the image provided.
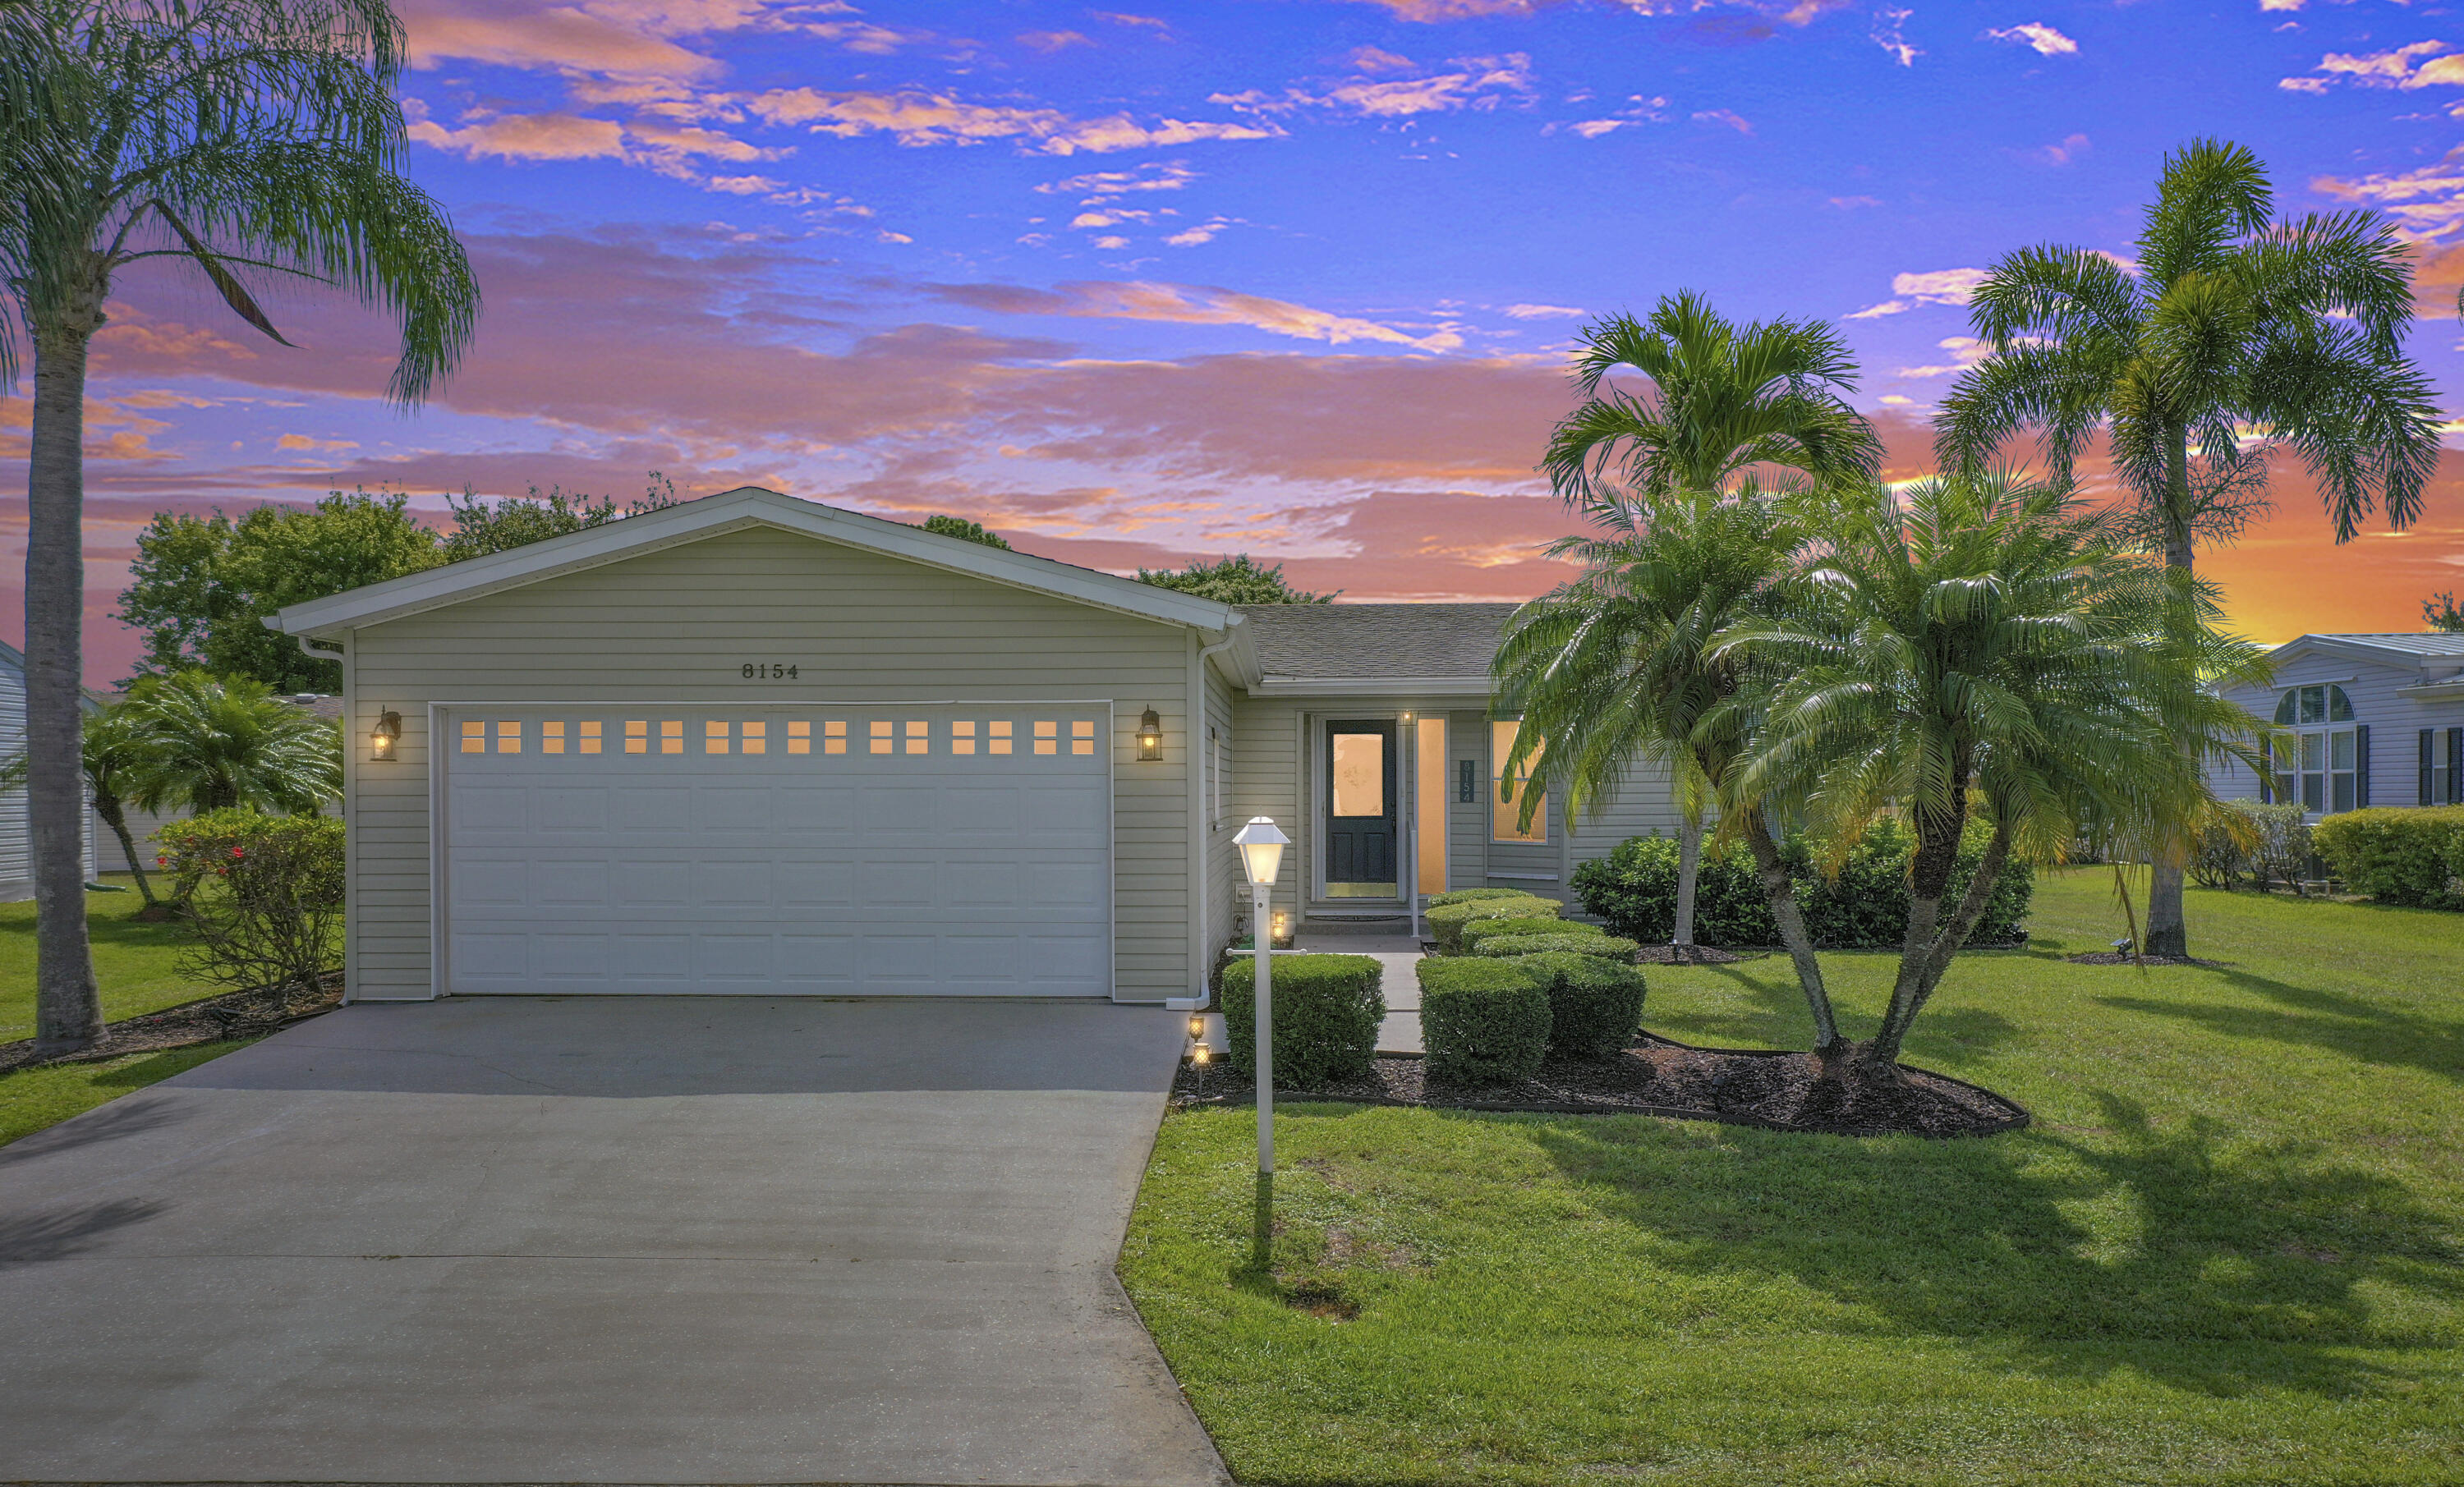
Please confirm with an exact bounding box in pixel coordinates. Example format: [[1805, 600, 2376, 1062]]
[[0, 997, 1227, 1487]]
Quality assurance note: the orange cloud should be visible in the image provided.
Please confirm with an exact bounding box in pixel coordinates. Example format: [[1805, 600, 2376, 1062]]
[[924, 280, 1462, 350]]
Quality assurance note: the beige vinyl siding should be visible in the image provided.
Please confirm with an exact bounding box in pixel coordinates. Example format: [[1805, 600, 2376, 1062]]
[[342, 526, 1197, 1002], [2213, 650, 2464, 809]]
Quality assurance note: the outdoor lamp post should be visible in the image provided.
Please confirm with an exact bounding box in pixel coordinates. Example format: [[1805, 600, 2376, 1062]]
[[1232, 815, 1289, 1268]]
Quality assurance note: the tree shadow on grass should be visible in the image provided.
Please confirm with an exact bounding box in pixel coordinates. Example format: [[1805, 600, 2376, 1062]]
[[2099, 969, 2464, 1085], [1657, 962, 2022, 1063], [1523, 1089, 2462, 1398]]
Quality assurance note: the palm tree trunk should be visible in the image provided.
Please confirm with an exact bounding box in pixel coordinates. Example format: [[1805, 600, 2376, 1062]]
[[1870, 823, 2011, 1067], [1740, 810, 1841, 1051], [2143, 433, 2197, 961], [1672, 810, 1702, 949], [94, 791, 159, 907], [25, 314, 102, 1052]]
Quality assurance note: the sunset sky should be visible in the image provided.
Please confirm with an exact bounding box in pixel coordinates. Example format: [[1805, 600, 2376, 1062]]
[[9, 0, 2464, 685]]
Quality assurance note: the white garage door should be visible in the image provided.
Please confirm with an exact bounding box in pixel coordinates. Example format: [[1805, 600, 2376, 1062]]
[[437, 704, 1112, 996]]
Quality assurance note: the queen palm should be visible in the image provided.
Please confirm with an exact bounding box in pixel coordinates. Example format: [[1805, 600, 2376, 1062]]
[[1718, 473, 2271, 1082], [3, 0, 477, 1050], [1507, 292, 1878, 983], [1936, 139, 2439, 957]]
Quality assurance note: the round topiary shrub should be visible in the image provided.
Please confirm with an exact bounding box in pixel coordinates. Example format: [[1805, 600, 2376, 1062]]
[[1424, 894, 1557, 952], [1417, 957, 1549, 1085], [1457, 914, 1588, 950], [1515, 951, 1647, 1058], [1216, 953, 1384, 1086], [1472, 932, 1643, 962]]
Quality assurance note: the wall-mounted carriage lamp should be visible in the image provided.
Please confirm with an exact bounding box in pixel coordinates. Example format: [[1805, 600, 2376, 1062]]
[[1136, 705, 1164, 762], [370, 709, 403, 763]]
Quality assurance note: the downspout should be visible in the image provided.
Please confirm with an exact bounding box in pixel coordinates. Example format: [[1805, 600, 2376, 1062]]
[[1172, 625, 1243, 1012]]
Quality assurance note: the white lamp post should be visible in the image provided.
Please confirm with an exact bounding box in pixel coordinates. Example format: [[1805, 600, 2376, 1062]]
[[1231, 815, 1289, 1268]]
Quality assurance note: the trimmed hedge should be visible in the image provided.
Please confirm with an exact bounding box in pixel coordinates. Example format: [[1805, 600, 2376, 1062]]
[[2314, 806, 2464, 908], [1216, 953, 1385, 1085], [1457, 914, 1588, 949], [1515, 950, 1646, 1058], [1473, 932, 1643, 962], [1418, 957, 1550, 1085], [1427, 888, 1532, 907], [1424, 894, 1557, 952], [1570, 817, 2033, 948]]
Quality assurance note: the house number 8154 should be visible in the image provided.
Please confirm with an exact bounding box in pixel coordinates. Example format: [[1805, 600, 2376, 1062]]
[[742, 663, 799, 679]]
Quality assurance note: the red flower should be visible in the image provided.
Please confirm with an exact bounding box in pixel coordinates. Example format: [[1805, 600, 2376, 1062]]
[[155, 856, 168, 867], [230, 847, 246, 859]]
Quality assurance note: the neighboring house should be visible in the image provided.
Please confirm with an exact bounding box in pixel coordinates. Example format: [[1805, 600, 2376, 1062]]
[[0, 640, 99, 901], [2211, 633, 2464, 818], [270, 488, 1683, 1005]]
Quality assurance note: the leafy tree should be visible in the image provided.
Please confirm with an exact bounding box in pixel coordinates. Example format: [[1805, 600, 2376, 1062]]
[[1719, 474, 2270, 1085], [119, 671, 341, 820], [441, 472, 678, 560], [1136, 553, 1335, 604], [917, 514, 1010, 549], [1936, 139, 2439, 957], [119, 492, 443, 691], [1504, 291, 1879, 979], [0, 704, 168, 908], [2425, 591, 2464, 633], [2, 0, 476, 1050]]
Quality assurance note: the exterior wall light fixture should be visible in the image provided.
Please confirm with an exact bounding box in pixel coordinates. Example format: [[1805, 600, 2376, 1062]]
[[370, 709, 402, 763], [1136, 705, 1164, 762]]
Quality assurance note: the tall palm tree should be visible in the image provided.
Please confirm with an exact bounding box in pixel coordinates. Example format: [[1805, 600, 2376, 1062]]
[[1512, 291, 1878, 994], [2, 0, 478, 1050], [1935, 139, 2439, 957], [122, 672, 342, 819], [1719, 474, 2271, 1082], [1494, 484, 1837, 1024]]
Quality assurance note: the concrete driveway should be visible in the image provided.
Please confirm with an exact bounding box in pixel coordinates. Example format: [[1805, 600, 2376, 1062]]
[[0, 997, 1227, 1487]]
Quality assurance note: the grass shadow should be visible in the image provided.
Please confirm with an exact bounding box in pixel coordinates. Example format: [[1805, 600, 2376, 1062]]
[[2099, 969, 2464, 1084]]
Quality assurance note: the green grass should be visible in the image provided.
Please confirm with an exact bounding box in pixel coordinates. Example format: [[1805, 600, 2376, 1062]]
[[1121, 872, 2464, 1486], [0, 873, 217, 1042], [0, 1040, 255, 1149]]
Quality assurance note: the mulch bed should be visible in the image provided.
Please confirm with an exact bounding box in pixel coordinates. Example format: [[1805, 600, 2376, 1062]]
[[1175, 1033, 2028, 1139], [2064, 952, 2227, 967], [0, 972, 342, 1076]]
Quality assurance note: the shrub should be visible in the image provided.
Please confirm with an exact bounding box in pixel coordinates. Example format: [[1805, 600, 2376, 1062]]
[[1570, 818, 2034, 948], [1427, 888, 1531, 907], [1417, 957, 1549, 1085], [1457, 914, 1589, 949], [154, 809, 344, 1000], [1515, 951, 1647, 1058], [1424, 894, 1556, 952], [1473, 932, 1643, 962], [1216, 953, 1384, 1085], [2192, 801, 2311, 892], [2314, 807, 2464, 908]]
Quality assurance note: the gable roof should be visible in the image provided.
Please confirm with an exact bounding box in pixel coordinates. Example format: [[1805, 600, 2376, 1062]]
[[269, 487, 1243, 638], [1239, 603, 1516, 695], [2262, 633, 2464, 676]]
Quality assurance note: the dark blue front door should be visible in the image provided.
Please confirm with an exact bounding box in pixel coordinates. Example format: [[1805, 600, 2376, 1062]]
[[1325, 720, 1397, 896]]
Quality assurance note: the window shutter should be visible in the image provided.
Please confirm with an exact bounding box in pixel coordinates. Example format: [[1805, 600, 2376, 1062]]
[[2451, 728, 2464, 805], [2422, 729, 2436, 806], [2256, 739, 2273, 804], [2356, 724, 2371, 809]]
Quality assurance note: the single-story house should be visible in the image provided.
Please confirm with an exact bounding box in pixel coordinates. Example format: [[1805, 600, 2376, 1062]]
[[0, 640, 99, 901], [270, 487, 1682, 1004], [2209, 632, 2464, 817]]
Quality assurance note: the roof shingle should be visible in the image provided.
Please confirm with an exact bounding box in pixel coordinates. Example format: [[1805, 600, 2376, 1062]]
[[1240, 602, 1518, 680]]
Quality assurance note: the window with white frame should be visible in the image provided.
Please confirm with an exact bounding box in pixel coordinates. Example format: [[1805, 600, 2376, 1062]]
[[2270, 685, 2362, 815]]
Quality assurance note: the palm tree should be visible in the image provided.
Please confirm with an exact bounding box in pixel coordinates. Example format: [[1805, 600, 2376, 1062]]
[[0, 704, 170, 909], [122, 672, 342, 820], [1719, 473, 2271, 1083], [1494, 486, 1832, 995], [1936, 139, 2439, 957], [2, 0, 477, 1050], [1510, 291, 1878, 995]]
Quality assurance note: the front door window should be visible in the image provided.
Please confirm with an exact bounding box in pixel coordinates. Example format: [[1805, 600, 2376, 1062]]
[[1325, 720, 1399, 898]]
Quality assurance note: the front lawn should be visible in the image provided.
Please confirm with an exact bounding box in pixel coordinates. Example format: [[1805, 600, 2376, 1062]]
[[1121, 871, 2464, 1486], [0, 874, 216, 1042], [0, 1040, 256, 1150]]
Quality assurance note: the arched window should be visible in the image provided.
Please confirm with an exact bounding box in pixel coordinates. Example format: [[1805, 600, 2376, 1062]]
[[2269, 685, 2361, 814], [2273, 684, 2353, 725]]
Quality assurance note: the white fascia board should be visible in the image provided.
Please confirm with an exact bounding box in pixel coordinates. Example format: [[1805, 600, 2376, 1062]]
[[269, 486, 1239, 637], [1249, 675, 1494, 698], [2270, 635, 2444, 674], [2397, 678, 2464, 700]]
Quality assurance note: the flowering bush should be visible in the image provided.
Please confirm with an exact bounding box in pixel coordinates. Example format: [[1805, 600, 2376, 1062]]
[[156, 809, 344, 1001]]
